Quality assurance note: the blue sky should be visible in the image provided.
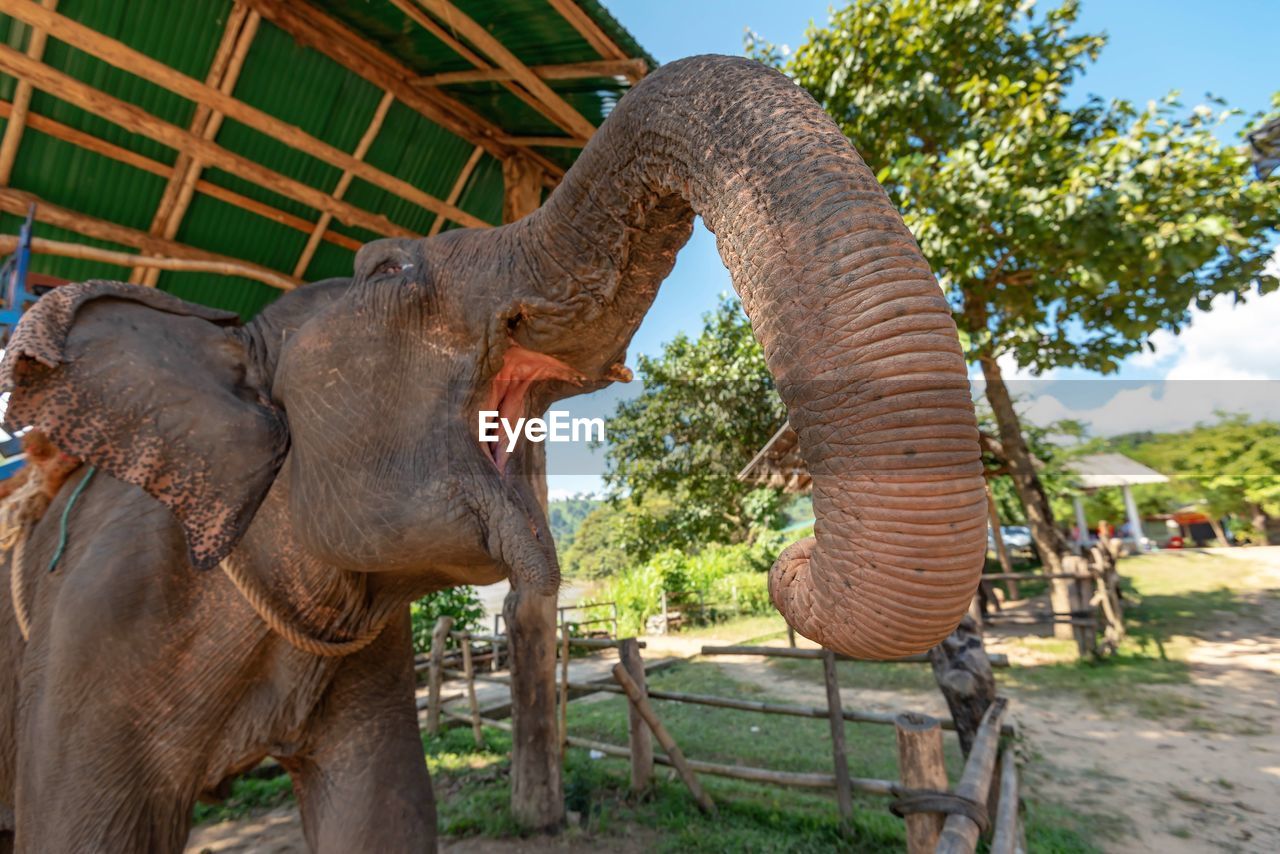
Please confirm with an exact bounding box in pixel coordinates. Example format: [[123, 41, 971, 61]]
[[547, 0, 1280, 496]]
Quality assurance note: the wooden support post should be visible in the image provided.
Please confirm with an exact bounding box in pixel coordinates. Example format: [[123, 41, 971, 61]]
[[821, 649, 854, 830], [990, 750, 1022, 854], [1048, 567, 1076, 642], [787, 624, 797, 648], [936, 698, 1009, 854], [927, 616, 996, 757], [618, 637, 653, 791], [0, 0, 57, 186], [559, 626, 570, 760], [461, 633, 483, 747], [894, 713, 947, 854], [611, 664, 715, 814], [1062, 555, 1097, 657], [986, 484, 1018, 599], [426, 616, 455, 736], [502, 153, 543, 224]]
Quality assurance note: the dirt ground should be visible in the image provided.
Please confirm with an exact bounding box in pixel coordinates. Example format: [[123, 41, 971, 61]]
[[189, 550, 1280, 854]]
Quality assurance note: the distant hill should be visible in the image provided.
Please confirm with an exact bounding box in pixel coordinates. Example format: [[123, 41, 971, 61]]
[[548, 496, 601, 550]]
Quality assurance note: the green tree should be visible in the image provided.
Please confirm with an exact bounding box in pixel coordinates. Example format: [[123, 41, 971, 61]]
[[1114, 414, 1280, 543], [752, 0, 1279, 572], [546, 495, 600, 551], [601, 297, 786, 556]]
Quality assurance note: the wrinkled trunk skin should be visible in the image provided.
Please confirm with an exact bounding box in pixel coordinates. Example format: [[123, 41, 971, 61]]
[[979, 355, 1066, 575], [511, 56, 987, 658]]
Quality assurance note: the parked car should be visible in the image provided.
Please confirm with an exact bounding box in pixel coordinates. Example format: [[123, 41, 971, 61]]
[[988, 525, 1034, 553]]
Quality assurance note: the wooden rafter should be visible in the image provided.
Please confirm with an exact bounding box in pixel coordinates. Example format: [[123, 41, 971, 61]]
[[427, 145, 484, 238], [416, 58, 647, 87], [544, 0, 642, 78], [387, 0, 587, 143], [292, 90, 395, 279], [136, 4, 260, 286], [0, 0, 56, 185], [0, 188, 301, 288], [499, 136, 584, 149], [0, 98, 361, 252], [239, 0, 566, 181], [0, 234, 298, 290], [0, 42, 412, 238], [1, 1, 487, 230], [411, 0, 598, 141]]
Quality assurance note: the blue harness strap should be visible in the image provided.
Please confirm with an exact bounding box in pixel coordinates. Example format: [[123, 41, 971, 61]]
[[48, 465, 96, 573]]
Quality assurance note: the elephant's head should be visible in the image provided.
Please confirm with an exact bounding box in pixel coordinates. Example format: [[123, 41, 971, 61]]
[[1, 56, 986, 658]]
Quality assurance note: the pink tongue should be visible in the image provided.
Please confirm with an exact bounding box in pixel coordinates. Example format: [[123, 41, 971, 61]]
[[482, 344, 583, 471]]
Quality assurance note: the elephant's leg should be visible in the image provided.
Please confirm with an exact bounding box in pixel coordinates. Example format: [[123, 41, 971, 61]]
[[290, 609, 436, 853]]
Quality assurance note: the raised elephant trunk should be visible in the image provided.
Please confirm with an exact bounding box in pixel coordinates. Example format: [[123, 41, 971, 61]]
[[507, 56, 987, 658]]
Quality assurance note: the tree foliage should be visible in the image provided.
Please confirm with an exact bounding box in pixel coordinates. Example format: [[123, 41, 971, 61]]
[[547, 495, 600, 552], [601, 297, 787, 556], [409, 587, 485, 654], [752, 0, 1279, 374]]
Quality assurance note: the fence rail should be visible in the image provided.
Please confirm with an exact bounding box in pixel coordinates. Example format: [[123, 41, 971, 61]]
[[425, 620, 1022, 852]]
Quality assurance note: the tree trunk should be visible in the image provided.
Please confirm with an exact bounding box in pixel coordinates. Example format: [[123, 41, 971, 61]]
[[926, 616, 996, 757], [979, 354, 1065, 575], [1208, 516, 1229, 548]]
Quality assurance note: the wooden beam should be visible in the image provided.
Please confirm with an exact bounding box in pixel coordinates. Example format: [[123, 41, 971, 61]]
[[0, 0, 57, 185], [427, 144, 483, 237], [0, 98, 360, 253], [385, 0, 589, 144], [1, 1, 486, 230], [292, 90, 395, 279], [238, 0, 565, 181], [0, 188, 300, 288], [544, 0, 637, 69], [416, 58, 648, 87], [138, 4, 260, 286], [0, 234, 298, 290], [498, 135, 585, 149], [0, 42, 412, 238], [410, 0, 598, 140]]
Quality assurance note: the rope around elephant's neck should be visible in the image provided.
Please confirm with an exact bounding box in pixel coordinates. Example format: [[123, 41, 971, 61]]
[[218, 553, 394, 658], [0, 472, 51, 643]]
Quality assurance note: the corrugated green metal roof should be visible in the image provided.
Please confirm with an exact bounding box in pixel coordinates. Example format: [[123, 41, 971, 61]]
[[0, 0, 654, 319]]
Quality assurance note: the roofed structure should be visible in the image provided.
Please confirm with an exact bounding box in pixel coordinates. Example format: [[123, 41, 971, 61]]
[[737, 422, 810, 493], [1065, 453, 1169, 489], [0, 0, 653, 319]]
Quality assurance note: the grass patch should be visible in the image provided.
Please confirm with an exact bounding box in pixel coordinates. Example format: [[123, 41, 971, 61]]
[[764, 656, 941, 694], [192, 774, 293, 825]]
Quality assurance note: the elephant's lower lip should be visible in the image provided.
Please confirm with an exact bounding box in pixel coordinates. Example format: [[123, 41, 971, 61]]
[[478, 342, 583, 473]]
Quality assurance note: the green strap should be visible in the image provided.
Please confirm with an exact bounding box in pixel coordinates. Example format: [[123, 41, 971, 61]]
[[48, 465, 96, 573]]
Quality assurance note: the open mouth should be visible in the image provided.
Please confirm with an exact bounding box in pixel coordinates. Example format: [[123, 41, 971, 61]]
[[479, 343, 583, 472]]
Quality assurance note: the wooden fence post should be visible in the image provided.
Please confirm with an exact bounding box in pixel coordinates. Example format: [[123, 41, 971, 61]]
[[559, 627, 570, 759], [990, 750, 1023, 854], [612, 664, 715, 814], [895, 712, 947, 854], [937, 698, 1008, 854], [821, 649, 854, 831], [618, 637, 653, 791], [1062, 555, 1096, 657], [460, 633, 483, 747], [426, 616, 454, 736]]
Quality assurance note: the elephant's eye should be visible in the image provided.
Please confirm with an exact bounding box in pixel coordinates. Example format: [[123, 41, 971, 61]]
[[373, 260, 412, 277]]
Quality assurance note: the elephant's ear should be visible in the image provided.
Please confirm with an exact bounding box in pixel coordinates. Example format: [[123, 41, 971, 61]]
[[0, 281, 288, 570]]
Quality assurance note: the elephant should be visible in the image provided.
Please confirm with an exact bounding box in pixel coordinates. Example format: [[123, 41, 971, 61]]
[[0, 55, 986, 851]]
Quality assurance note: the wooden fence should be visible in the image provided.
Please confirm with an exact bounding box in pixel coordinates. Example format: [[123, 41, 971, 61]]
[[978, 543, 1125, 657], [424, 624, 1024, 853]]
